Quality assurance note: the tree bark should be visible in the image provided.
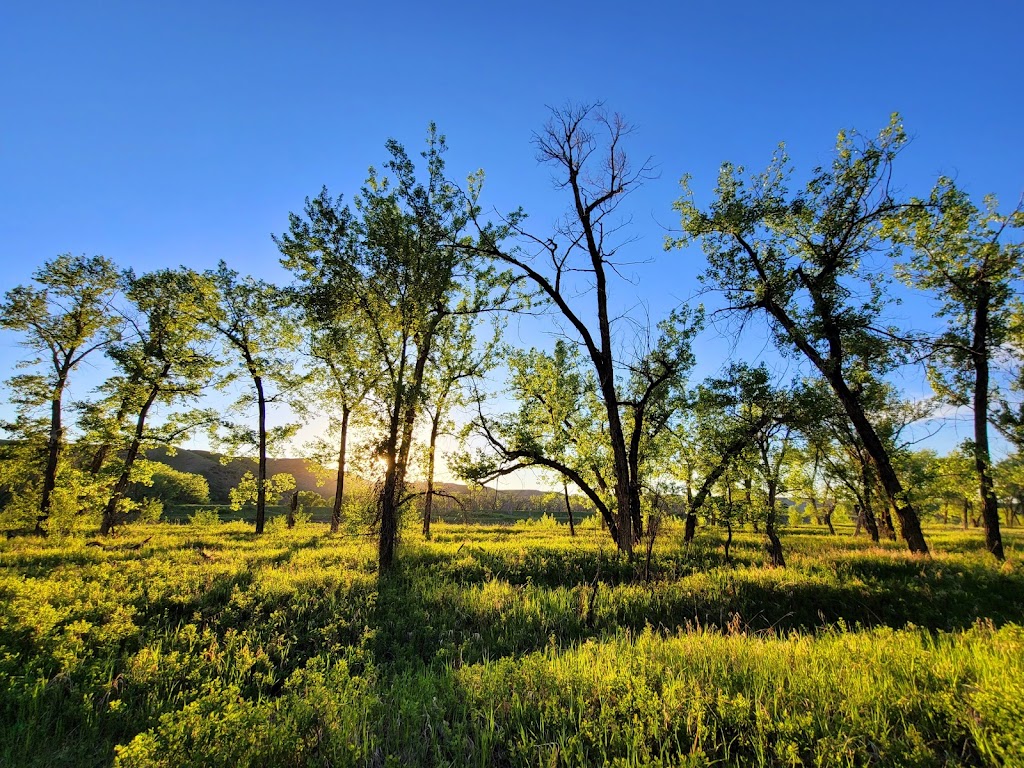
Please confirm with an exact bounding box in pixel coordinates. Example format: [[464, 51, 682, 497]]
[[100, 380, 162, 535], [330, 407, 350, 534], [563, 482, 576, 537], [972, 286, 1005, 559], [287, 490, 297, 528], [761, 299, 929, 554], [423, 407, 442, 540], [38, 371, 69, 533], [254, 374, 268, 535], [765, 479, 785, 567]]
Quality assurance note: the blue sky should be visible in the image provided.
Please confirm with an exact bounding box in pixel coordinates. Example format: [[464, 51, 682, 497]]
[[1, 1, 1021, 468]]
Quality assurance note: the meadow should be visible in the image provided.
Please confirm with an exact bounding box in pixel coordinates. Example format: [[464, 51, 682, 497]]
[[1, 516, 1022, 767]]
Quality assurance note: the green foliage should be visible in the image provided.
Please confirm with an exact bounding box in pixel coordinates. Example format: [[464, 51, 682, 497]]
[[228, 471, 296, 510], [187, 508, 222, 526], [129, 461, 210, 505]]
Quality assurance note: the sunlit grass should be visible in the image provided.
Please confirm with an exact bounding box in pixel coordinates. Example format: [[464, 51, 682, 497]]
[[1, 519, 1022, 766]]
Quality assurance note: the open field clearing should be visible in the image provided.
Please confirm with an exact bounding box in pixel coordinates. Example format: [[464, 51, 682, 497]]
[[1, 520, 1022, 767]]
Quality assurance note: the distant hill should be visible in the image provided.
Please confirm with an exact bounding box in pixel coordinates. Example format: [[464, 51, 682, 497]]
[[144, 447, 354, 503], [144, 447, 574, 515]]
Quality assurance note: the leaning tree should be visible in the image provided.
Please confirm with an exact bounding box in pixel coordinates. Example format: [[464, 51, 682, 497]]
[[673, 116, 930, 554]]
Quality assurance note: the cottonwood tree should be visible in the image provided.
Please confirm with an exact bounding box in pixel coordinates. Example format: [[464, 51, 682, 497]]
[[892, 182, 1023, 559], [674, 364, 777, 543], [749, 394, 803, 567], [420, 314, 500, 539], [784, 443, 838, 535], [674, 116, 930, 554], [300, 319, 379, 534], [470, 104, 698, 555], [99, 269, 218, 534], [278, 126, 513, 570], [455, 339, 621, 536], [205, 263, 303, 534], [0, 254, 121, 531], [995, 454, 1024, 527]]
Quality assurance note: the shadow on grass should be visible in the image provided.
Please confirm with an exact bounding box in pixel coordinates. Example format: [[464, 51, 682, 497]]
[[368, 539, 1024, 671]]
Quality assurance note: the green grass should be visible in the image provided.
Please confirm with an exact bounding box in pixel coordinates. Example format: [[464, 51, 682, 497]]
[[1, 520, 1022, 766]]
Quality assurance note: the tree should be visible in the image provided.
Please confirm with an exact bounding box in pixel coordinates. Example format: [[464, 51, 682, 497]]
[[455, 339, 620, 535], [229, 471, 296, 510], [129, 461, 210, 505], [674, 116, 930, 555], [278, 126, 512, 570], [420, 314, 500, 540], [470, 104, 698, 555], [995, 453, 1024, 527], [892, 182, 1023, 559], [0, 254, 120, 531], [205, 263, 302, 535], [99, 269, 218, 535], [301, 320, 378, 534], [674, 364, 776, 543]]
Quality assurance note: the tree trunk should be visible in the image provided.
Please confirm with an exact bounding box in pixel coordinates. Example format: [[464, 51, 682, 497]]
[[764, 301, 928, 554], [963, 498, 970, 530], [745, 477, 758, 533], [683, 467, 697, 543], [765, 479, 785, 567], [330, 407, 350, 534], [379, 337, 432, 571], [100, 382, 161, 535], [423, 407, 442, 540], [972, 288, 1004, 559], [254, 374, 268, 535], [684, 511, 697, 544], [38, 372, 69, 533], [287, 490, 297, 528], [859, 462, 881, 543], [836, 378, 927, 552], [819, 499, 837, 535], [563, 482, 576, 537], [378, 408, 402, 571], [880, 503, 897, 542]]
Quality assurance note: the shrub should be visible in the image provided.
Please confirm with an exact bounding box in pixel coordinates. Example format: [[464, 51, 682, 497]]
[[188, 508, 222, 526]]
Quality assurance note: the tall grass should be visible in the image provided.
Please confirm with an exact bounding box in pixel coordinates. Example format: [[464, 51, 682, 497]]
[[0, 521, 1021, 766]]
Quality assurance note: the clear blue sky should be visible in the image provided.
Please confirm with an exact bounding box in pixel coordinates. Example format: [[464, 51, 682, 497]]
[[1, 1, 1021, 463]]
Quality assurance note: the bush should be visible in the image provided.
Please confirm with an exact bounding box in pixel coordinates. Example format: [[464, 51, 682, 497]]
[[188, 508, 222, 526], [131, 464, 210, 505]]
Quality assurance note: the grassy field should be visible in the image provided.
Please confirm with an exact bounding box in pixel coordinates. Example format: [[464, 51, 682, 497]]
[[1, 518, 1022, 767]]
